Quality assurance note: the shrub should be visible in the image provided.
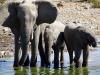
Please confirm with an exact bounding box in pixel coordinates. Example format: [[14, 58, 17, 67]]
[[88, 0, 100, 8], [0, 0, 6, 4]]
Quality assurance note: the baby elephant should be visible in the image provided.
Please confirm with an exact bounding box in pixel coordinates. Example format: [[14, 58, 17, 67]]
[[43, 21, 65, 68], [64, 26, 97, 67]]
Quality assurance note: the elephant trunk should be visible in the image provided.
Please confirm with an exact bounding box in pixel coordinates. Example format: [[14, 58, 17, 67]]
[[19, 23, 33, 66], [17, 1, 38, 66]]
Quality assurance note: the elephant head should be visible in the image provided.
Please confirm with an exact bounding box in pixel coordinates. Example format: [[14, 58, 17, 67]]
[[2, 1, 58, 67], [87, 34, 97, 47], [2, 1, 58, 31]]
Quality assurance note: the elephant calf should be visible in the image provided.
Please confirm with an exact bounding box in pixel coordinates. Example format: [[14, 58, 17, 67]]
[[64, 26, 97, 67], [38, 21, 65, 68]]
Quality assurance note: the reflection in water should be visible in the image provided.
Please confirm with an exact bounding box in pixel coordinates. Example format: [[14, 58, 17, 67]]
[[14, 67, 29, 75], [82, 67, 89, 75], [14, 67, 88, 75], [75, 68, 80, 75], [68, 67, 74, 75], [31, 67, 38, 75], [68, 67, 89, 75], [14, 67, 67, 75], [59, 69, 65, 75], [52, 69, 59, 75]]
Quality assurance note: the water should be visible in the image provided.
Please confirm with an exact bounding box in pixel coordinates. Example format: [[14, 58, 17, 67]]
[[0, 48, 100, 75], [0, 36, 100, 75]]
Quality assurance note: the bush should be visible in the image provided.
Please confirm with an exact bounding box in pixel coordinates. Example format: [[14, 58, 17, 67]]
[[0, 0, 6, 4], [88, 0, 100, 8]]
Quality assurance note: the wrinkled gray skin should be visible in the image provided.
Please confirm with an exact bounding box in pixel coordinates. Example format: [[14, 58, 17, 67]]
[[64, 26, 97, 67], [39, 21, 65, 68], [2, 1, 57, 67]]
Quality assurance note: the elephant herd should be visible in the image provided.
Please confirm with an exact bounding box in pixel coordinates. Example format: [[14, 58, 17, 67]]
[[2, 0, 97, 68]]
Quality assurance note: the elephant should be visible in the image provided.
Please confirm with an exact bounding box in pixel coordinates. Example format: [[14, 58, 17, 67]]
[[2, 0, 57, 67], [63, 26, 97, 67], [37, 21, 65, 68]]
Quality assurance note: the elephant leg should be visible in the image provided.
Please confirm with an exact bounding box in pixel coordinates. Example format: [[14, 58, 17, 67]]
[[44, 39, 51, 68], [54, 46, 59, 68], [68, 50, 73, 67], [82, 46, 89, 67], [54, 32, 64, 68], [44, 28, 53, 68], [30, 38, 38, 67], [60, 44, 65, 68], [13, 29, 20, 67], [60, 49, 64, 68], [23, 54, 30, 66], [74, 49, 81, 67], [38, 33, 45, 67], [30, 26, 40, 67], [30, 38, 37, 67]]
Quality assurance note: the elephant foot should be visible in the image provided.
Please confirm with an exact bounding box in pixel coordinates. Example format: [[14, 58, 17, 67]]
[[13, 64, 19, 67], [30, 58, 37, 67], [23, 57, 30, 67], [60, 61, 64, 68], [75, 63, 80, 68], [82, 61, 88, 67], [41, 62, 45, 67], [54, 65, 59, 69], [74, 58, 80, 68], [45, 62, 50, 68], [30, 62, 37, 67], [41, 60, 45, 67], [19, 61, 24, 66], [54, 62, 59, 69], [30, 61, 37, 67], [13, 61, 19, 67]]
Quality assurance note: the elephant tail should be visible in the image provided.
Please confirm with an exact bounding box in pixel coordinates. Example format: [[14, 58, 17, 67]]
[[44, 26, 52, 41], [87, 33, 97, 47]]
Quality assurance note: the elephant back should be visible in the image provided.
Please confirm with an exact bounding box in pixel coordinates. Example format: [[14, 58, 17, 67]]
[[49, 21, 65, 43]]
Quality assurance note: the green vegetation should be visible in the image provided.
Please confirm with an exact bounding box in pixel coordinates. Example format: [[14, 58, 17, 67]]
[[88, 0, 100, 8]]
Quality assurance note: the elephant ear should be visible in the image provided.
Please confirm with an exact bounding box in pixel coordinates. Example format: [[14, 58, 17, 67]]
[[35, 1, 58, 25], [2, 2, 20, 28]]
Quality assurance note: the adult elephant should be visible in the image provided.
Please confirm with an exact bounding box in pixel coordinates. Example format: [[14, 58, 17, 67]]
[[64, 26, 97, 67], [2, 0, 57, 67], [38, 21, 65, 68]]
